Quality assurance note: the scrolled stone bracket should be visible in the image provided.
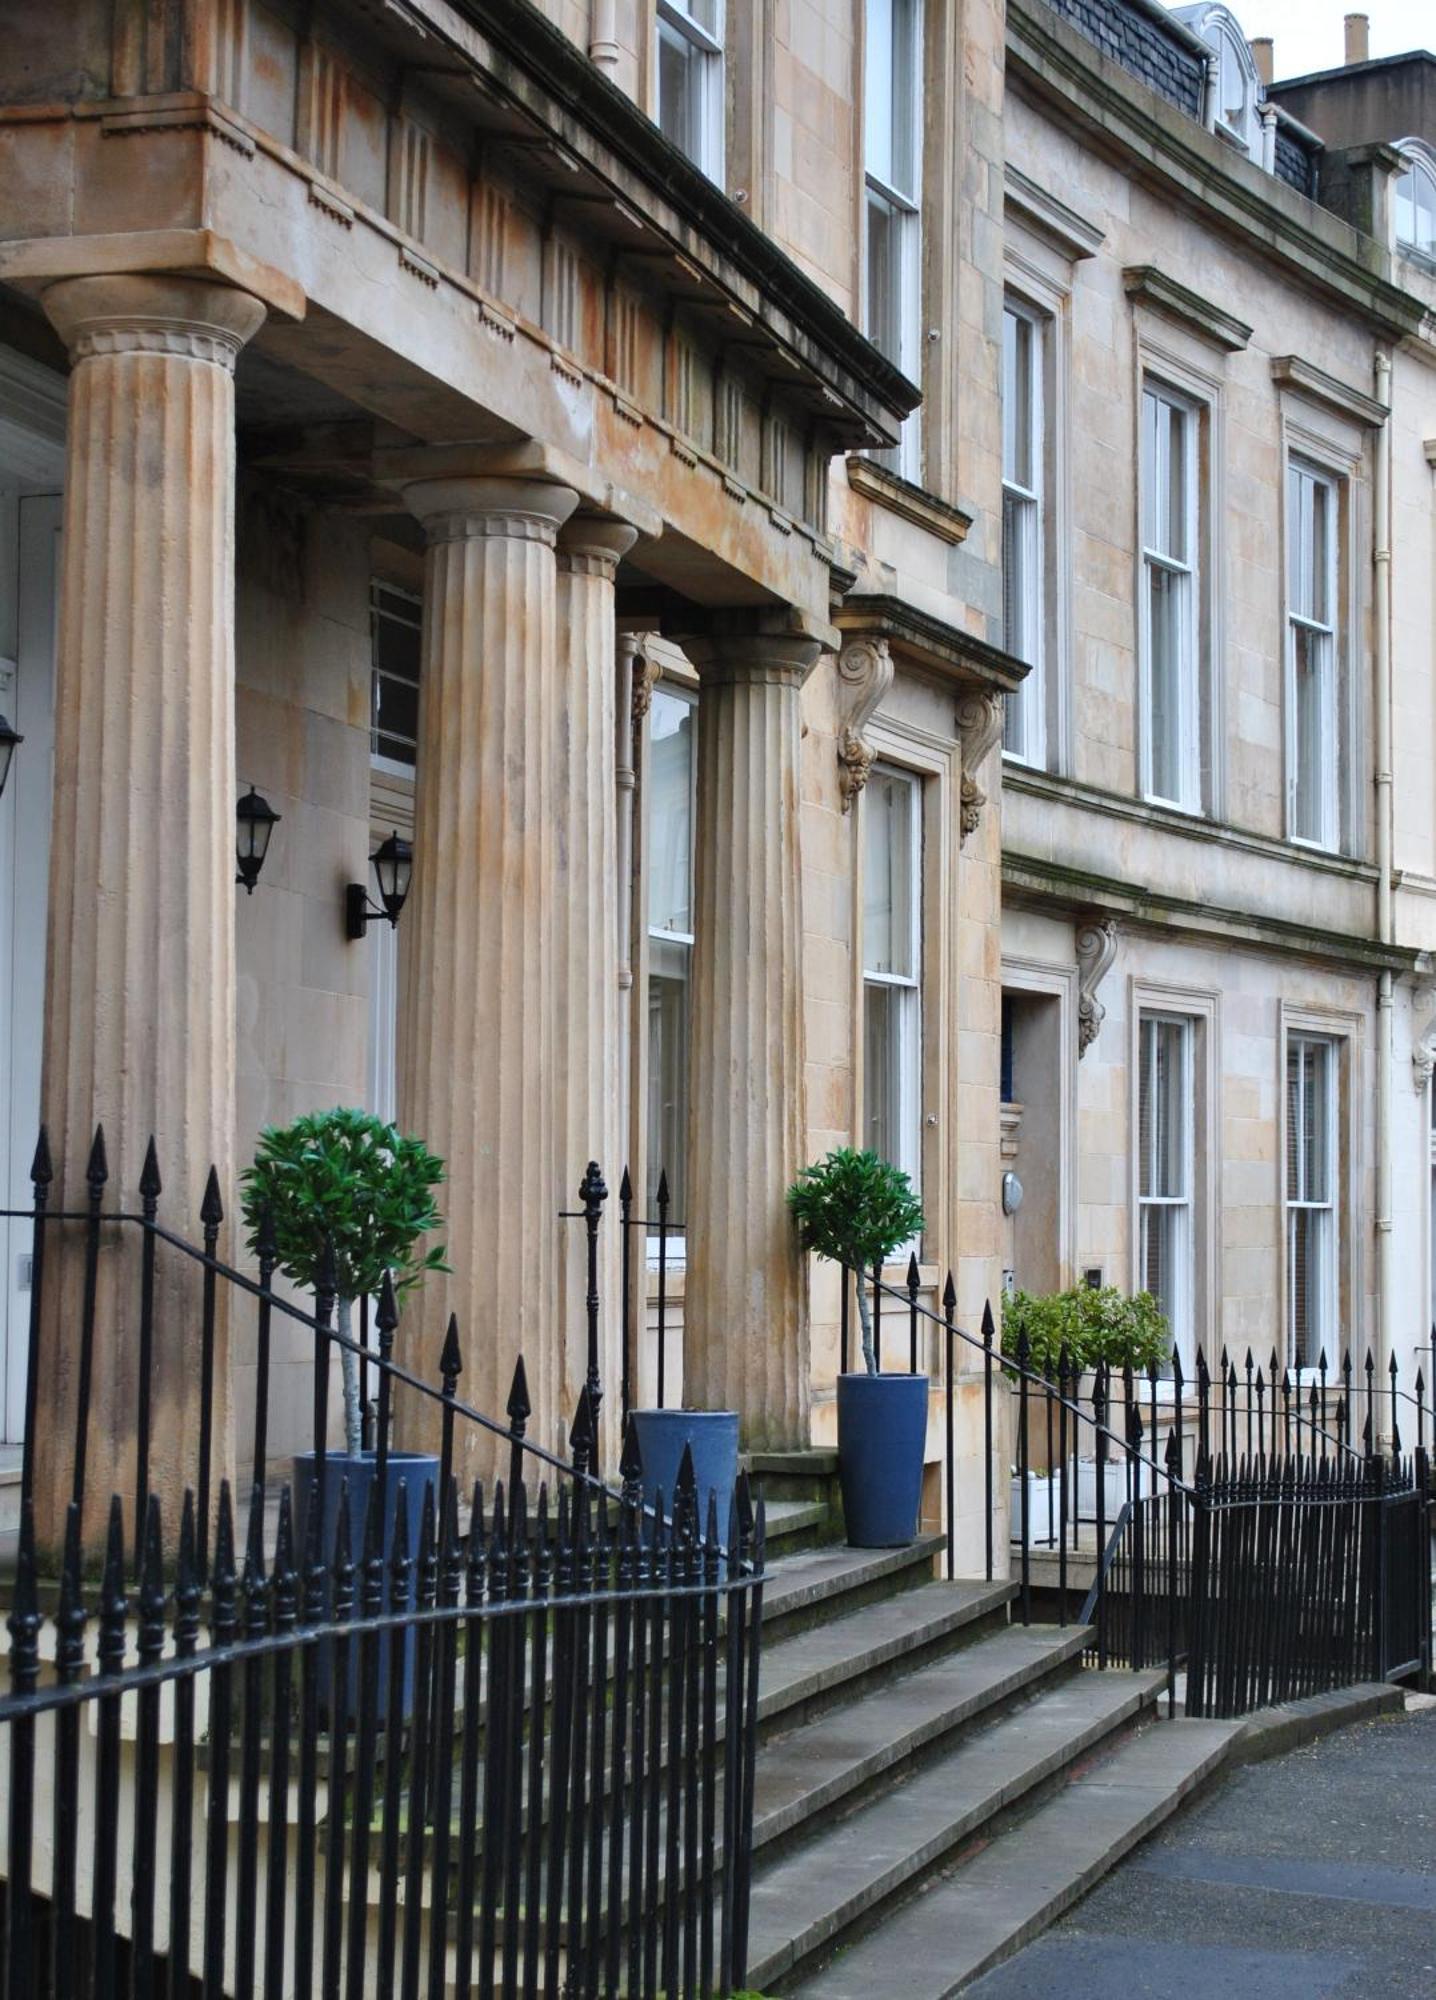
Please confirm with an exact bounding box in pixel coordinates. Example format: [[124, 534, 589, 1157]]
[[1411, 981, 1436, 1091], [956, 691, 1004, 842], [1075, 918, 1119, 1058], [834, 635, 894, 811]]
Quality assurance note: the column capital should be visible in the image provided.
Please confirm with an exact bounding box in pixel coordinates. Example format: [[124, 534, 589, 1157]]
[[41, 273, 266, 369], [557, 514, 639, 580], [401, 475, 580, 548], [678, 627, 826, 689]]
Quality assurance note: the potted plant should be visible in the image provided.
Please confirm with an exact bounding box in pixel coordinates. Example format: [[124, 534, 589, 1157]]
[[241, 1107, 448, 1711], [788, 1148, 927, 1547]]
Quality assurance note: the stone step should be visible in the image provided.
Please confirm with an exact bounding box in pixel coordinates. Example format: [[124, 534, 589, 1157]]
[[753, 1623, 1089, 1853], [761, 1495, 833, 1551], [784, 1714, 1241, 1997], [745, 1668, 1167, 1993], [756, 1578, 1019, 1735], [758, 1533, 952, 1641]]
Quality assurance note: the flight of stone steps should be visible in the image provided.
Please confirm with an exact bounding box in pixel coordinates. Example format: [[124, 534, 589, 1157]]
[[741, 1449, 1242, 1997]]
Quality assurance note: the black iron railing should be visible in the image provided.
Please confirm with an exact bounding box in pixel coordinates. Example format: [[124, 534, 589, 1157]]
[[2, 1130, 714, 1574], [1, 1453, 766, 1998], [838, 1260, 1434, 1715]]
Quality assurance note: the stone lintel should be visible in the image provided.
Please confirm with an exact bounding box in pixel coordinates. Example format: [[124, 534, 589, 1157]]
[[378, 438, 663, 543], [1122, 265, 1253, 353], [1270, 354, 1388, 428], [0, 228, 305, 323]]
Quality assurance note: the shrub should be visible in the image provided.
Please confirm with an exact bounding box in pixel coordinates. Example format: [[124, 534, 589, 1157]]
[[1001, 1284, 1170, 1379]]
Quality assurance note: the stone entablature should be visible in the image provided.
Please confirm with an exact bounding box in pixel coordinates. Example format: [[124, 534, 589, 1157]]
[[0, 0, 918, 627]]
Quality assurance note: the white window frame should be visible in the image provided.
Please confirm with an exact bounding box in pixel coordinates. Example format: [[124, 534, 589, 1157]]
[[1285, 456, 1341, 852], [370, 579, 423, 779], [863, 0, 923, 483], [655, 0, 725, 184], [1002, 299, 1045, 766], [1392, 138, 1436, 263], [1138, 381, 1202, 813], [1285, 1032, 1338, 1373], [861, 762, 923, 1202], [1136, 1011, 1195, 1371], [645, 681, 697, 1252]]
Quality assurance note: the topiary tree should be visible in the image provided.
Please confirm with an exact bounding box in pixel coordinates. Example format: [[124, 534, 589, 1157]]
[[240, 1107, 448, 1456], [787, 1147, 925, 1376]]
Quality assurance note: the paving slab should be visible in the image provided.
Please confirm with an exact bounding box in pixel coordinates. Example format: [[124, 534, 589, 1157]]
[[965, 1697, 1436, 2000]]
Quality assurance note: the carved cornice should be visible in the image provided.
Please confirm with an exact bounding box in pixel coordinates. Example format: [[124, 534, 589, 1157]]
[[834, 636, 895, 810], [956, 692, 1004, 842], [1270, 354, 1389, 428], [1075, 919, 1119, 1057], [1122, 265, 1253, 353]]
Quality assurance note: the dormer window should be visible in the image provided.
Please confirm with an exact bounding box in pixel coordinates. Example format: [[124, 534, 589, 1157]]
[[1174, 5, 1262, 157], [1393, 141, 1436, 261]]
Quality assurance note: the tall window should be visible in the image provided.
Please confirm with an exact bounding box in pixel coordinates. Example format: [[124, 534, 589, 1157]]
[[863, 766, 922, 1193], [1286, 459, 1339, 849], [647, 688, 696, 1223], [656, 1, 724, 182], [1137, 1013, 1193, 1367], [1002, 303, 1044, 763], [1286, 1035, 1337, 1370], [1393, 142, 1436, 260], [1140, 385, 1201, 811], [370, 581, 423, 771], [864, 0, 922, 480]]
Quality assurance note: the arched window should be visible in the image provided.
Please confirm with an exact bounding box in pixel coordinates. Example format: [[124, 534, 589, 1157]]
[[1393, 141, 1436, 261], [1174, 5, 1262, 157]]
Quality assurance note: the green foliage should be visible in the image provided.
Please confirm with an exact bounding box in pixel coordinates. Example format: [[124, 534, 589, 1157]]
[[240, 1106, 448, 1303], [786, 1147, 924, 1277], [1001, 1285, 1171, 1378]]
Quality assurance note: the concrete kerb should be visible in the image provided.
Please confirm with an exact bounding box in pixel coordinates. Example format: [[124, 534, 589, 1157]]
[[1223, 1680, 1407, 1765]]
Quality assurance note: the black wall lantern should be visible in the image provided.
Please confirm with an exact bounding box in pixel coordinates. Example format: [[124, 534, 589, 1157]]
[[346, 830, 413, 940], [0, 714, 22, 802], [235, 785, 281, 895]]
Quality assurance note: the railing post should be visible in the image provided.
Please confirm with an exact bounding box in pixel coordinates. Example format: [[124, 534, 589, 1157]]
[[656, 1168, 671, 1409], [943, 1273, 956, 1581], [197, 1163, 223, 1575], [252, 1206, 277, 1498], [374, 1269, 397, 1513], [1057, 1341, 1070, 1618], [1165, 1430, 1181, 1717], [581, 1161, 608, 1470], [134, 1137, 161, 1575], [1196, 1345, 1210, 1470], [18, 1129, 52, 1521], [439, 1312, 462, 1519], [873, 1261, 883, 1373], [72, 1125, 108, 1528], [1094, 1361, 1109, 1668], [1016, 1324, 1031, 1626], [620, 1166, 634, 1427], [308, 1235, 336, 1586], [982, 1301, 995, 1583], [907, 1250, 920, 1375]]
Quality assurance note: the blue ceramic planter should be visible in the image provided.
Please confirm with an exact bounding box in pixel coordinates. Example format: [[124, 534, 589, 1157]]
[[629, 1409, 740, 1533], [837, 1373, 929, 1547], [293, 1448, 439, 1722]]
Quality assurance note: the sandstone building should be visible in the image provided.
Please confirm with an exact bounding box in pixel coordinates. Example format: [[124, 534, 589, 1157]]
[[0, 0, 1432, 1556]]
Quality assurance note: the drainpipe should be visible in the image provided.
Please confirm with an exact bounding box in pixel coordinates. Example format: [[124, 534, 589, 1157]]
[[1374, 347, 1394, 1442]]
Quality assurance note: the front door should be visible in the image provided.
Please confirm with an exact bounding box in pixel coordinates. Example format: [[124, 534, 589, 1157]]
[[0, 492, 59, 1443]]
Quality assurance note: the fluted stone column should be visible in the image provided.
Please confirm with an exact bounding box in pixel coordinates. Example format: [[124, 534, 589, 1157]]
[[683, 630, 823, 1450], [555, 518, 636, 1464], [35, 273, 265, 1551], [397, 474, 578, 1474]]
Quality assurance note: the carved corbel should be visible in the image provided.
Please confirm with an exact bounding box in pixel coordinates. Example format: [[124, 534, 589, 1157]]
[[956, 692, 1004, 842], [630, 645, 663, 723], [1075, 919, 1119, 1057], [835, 636, 894, 810], [1412, 981, 1436, 1091]]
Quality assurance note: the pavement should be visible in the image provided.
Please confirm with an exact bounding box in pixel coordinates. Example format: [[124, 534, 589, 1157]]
[[966, 1696, 1436, 1999]]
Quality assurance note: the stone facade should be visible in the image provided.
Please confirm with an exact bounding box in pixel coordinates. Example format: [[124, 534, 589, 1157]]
[[1, 0, 1432, 1564]]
